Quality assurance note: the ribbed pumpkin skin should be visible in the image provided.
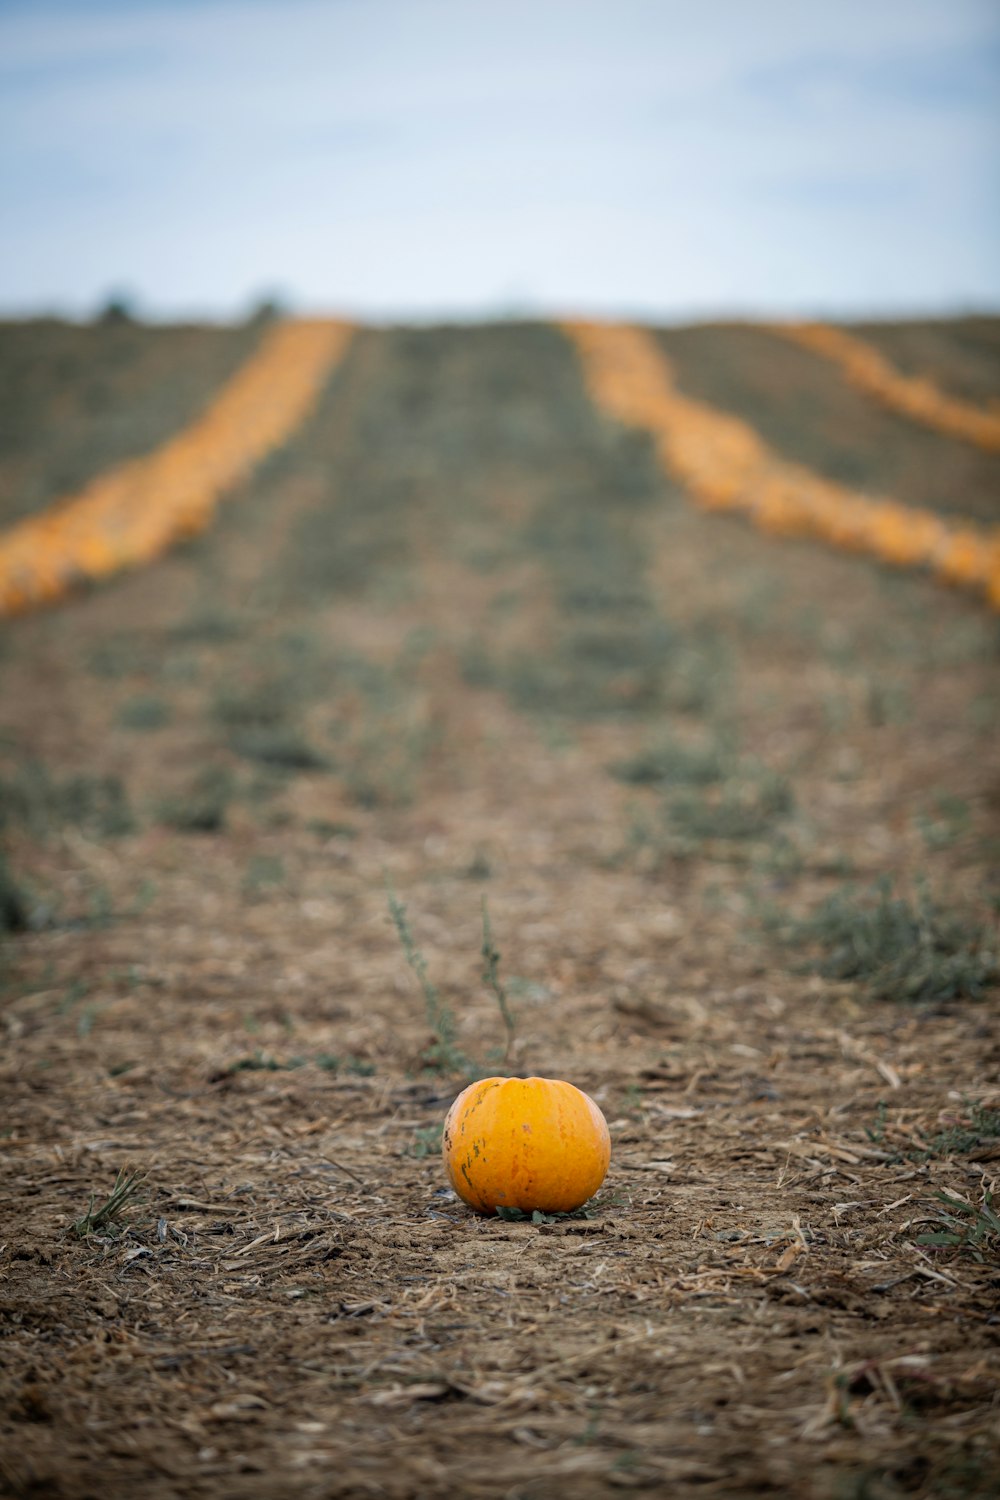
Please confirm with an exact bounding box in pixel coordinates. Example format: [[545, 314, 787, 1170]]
[[442, 1076, 611, 1214]]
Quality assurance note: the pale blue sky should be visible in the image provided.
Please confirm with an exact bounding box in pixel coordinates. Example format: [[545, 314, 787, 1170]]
[[1, 0, 998, 320]]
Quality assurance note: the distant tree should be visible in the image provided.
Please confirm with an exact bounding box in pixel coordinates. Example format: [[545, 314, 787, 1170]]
[[245, 290, 289, 327], [96, 289, 139, 326]]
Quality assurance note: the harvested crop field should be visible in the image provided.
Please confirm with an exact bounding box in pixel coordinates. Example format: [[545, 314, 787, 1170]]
[[1, 318, 999, 1500]]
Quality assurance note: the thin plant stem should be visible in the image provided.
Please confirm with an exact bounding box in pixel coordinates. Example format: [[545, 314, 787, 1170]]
[[481, 896, 516, 1066]]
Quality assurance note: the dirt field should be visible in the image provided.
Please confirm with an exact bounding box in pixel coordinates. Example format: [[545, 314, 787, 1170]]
[[1, 320, 998, 1499]]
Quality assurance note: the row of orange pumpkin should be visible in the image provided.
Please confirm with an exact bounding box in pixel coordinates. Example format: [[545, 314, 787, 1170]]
[[0, 320, 354, 617], [564, 322, 1000, 611], [774, 322, 1000, 452]]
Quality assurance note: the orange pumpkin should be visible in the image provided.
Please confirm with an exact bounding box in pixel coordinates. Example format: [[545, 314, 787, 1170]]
[[442, 1076, 610, 1215]]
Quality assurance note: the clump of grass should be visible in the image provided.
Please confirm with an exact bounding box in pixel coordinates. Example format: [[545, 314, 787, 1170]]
[[0, 849, 29, 933], [117, 695, 170, 731], [668, 772, 793, 841], [158, 765, 234, 833], [407, 1122, 444, 1159], [88, 638, 153, 680], [481, 897, 516, 1065], [170, 607, 242, 643], [223, 1050, 374, 1076], [73, 1166, 146, 1238], [610, 734, 731, 787], [0, 764, 133, 839], [226, 1049, 289, 1074], [781, 878, 997, 1002], [915, 1188, 1000, 1264], [499, 616, 679, 721], [387, 883, 472, 1075], [213, 678, 296, 730], [921, 1103, 1000, 1158], [228, 727, 329, 771], [341, 719, 435, 808]]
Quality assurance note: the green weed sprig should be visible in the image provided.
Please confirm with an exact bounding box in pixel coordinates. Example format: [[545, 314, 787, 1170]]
[[386, 882, 471, 1075], [481, 896, 516, 1065], [73, 1166, 147, 1238]]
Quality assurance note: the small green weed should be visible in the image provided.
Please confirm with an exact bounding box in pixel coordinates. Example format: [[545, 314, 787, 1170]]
[[495, 1204, 597, 1224], [213, 678, 297, 730], [73, 1166, 146, 1238], [668, 772, 793, 841], [408, 1122, 444, 1158], [224, 1051, 373, 1076], [915, 1188, 1000, 1263], [229, 727, 329, 771], [387, 889, 530, 1077], [481, 896, 516, 1065], [919, 1103, 1000, 1158], [865, 1100, 889, 1145], [387, 883, 472, 1075], [117, 695, 170, 731], [158, 765, 234, 833], [609, 733, 732, 787], [88, 638, 154, 680], [170, 608, 242, 643], [227, 1050, 289, 1073]]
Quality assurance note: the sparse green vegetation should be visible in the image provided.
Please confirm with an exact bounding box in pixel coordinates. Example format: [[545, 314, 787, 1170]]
[[407, 1122, 444, 1158], [169, 607, 243, 643], [481, 896, 516, 1065], [915, 1188, 1000, 1263], [213, 677, 299, 731], [920, 1103, 1000, 1158], [117, 694, 171, 731], [0, 763, 133, 838], [387, 883, 471, 1076], [0, 848, 29, 933], [610, 732, 732, 787], [229, 726, 328, 770], [780, 878, 997, 1001], [224, 1050, 375, 1077], [157, 765, 235, 833], [88, 637, 158, 680], [495, 1203, 600, 1224]]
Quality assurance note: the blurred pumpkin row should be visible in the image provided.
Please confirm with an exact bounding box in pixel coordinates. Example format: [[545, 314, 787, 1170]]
[[566, 321, 1000, 611], [0, 319, 354, 617], [776, 322, 1000, 453]]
